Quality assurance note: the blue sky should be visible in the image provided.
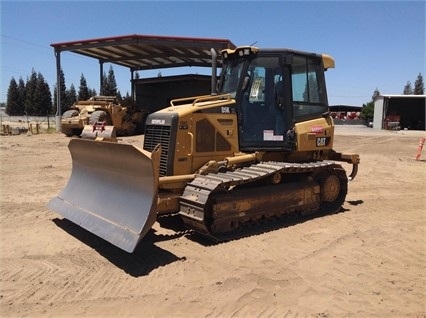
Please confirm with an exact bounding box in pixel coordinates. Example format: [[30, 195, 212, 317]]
[[1, 1, 425, 106]]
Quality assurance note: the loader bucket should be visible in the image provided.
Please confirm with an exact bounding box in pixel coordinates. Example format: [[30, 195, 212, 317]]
[[48, 138, 161, 253]]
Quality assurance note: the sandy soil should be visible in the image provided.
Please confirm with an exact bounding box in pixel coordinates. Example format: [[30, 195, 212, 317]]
[[0, 125, 425, 317]]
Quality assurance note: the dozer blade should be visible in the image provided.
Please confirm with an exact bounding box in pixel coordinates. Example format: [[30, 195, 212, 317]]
[[48, 138, 161, 253]]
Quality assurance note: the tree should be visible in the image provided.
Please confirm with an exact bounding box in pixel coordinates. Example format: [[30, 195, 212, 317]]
[[34, 72, 52, 115], [6, 72, 52, 116], [5, 70, 52, 116], [360, 101, 374, 124], [17, 77, 26, 114], [102, 65, 118, 96], [78, 74, 90, 101], [20, 70, 52, 116], [403, 81, 413, 95], [66, 84, 77, 109], [89, 88, 97, 97], [360, 88, 379, 125], [414, 73, 424, 95], [39, 75, 53, 115], [53, 85, 57, 114], [24, 69, 38, 115], [52, 67, 67, 115], [6, 77, 20, 115]]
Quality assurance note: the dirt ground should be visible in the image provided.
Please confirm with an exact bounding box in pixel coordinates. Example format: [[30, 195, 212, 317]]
[[0, 125, 425, 317]]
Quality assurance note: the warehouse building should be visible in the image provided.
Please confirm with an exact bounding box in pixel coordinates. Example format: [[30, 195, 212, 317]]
[[373, 95, 426, 130]]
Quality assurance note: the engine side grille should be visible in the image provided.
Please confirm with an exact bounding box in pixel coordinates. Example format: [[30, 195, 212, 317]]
[[143, 124, 171, 176]]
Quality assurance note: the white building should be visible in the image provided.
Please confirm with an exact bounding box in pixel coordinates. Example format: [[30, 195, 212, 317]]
[[373, 95, 426, 130]]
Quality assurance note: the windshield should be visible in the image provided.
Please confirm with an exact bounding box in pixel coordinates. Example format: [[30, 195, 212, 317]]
[[219, 58, 245, 97]]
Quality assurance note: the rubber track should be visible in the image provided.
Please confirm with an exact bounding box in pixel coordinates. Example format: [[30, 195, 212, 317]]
[[179, 161, 340, 240]]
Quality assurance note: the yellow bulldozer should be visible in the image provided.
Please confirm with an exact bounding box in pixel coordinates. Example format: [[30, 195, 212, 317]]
[[60, 95, 145, 137], [49, 46, 360, 253]]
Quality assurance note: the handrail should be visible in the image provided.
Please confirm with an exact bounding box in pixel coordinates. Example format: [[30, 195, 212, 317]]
[[170, 94, 232, 107], [170, 95, 211, 106], [191, 94, 232, 106]]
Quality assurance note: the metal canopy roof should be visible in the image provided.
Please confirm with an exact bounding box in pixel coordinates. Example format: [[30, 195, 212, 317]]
[[51, 34, 236, 71]]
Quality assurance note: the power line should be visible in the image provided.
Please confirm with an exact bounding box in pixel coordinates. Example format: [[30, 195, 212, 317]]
[[1, 33, 97, 66], [1, 34, 51, 50]]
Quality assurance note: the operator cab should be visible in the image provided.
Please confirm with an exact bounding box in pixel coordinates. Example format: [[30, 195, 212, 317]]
[[218, 46, 332, 152]]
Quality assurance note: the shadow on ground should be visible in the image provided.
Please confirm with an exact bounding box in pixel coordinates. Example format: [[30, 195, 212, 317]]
[[52, 199, 363, 275], [52, 218, 186, 277]]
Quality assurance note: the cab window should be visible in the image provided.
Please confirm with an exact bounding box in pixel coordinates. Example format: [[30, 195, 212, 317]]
[[240, 56, 285, 143], [292, 55, 328, 118]]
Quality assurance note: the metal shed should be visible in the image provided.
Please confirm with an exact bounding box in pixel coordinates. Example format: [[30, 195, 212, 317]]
[[373, 95, 426, 130], [50, 34, 236, 129]]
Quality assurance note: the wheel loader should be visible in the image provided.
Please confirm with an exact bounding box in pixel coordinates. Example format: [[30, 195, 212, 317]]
[[60, 95, 146, 137], [49, 46, 360, 253]]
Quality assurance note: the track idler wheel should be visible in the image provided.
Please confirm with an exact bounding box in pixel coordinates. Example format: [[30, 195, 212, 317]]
[[320, 174, 341, 202], [316, 165, 348, 214]]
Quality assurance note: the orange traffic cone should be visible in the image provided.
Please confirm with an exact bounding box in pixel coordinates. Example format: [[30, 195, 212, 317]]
[[415, 137, 425, 161]]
